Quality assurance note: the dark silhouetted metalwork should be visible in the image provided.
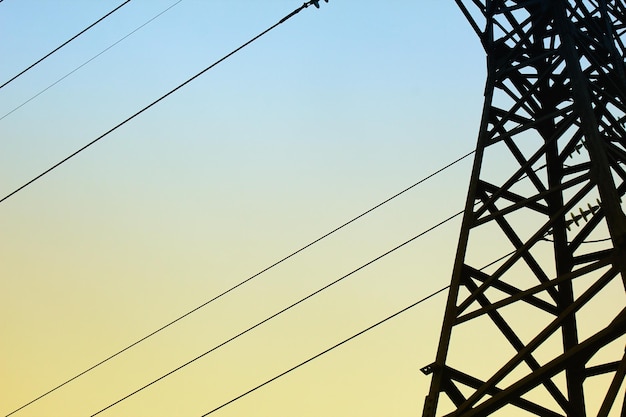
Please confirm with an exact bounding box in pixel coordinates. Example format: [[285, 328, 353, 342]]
[[423, 0, 626, 415]]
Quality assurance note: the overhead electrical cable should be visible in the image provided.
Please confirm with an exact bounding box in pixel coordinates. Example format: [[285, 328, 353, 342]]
[[199, 286, 450, 416], [89, 210, 464, 416], [92, 245, 520, 416], [0, 0, 183, 122], [4, 151, 473, 417], [87, 163, 538, 415], [0, 0, 131, 90], [0, 0, 326, 205], [198, 248, 521, 416]]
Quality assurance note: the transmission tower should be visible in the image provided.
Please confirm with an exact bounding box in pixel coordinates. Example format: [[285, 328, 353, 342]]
[[421, 1, 626, 416]]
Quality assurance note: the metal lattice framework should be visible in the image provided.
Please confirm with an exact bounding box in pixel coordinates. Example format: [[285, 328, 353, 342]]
[[422, 0, 626, 416]]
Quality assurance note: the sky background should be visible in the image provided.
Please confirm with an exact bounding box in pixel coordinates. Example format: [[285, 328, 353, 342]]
[[0, 1, 515, 416]]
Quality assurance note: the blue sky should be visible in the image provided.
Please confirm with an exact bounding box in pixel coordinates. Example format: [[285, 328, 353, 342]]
[[1, 2, 488, 416]]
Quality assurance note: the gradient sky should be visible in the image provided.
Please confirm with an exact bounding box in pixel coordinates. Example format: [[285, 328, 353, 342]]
[[1, 1, 498, 416]]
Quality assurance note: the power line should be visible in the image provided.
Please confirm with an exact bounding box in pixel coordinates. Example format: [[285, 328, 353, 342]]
[[4, 150, 473, 417], [2, 3, 338, 416], [200, 286, 450, 417], [89, 210, 463, 416], [0, 0, 183, 122], [0, 0, 131, 90], [0, 1, 324, 206], [198, 248, 521, 416]]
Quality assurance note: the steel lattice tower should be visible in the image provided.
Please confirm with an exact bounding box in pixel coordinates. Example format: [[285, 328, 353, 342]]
[[421, 1, 626, 416]]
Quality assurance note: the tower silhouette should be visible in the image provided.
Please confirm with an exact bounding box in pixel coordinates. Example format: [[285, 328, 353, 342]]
[[422, 1, 626, 415]]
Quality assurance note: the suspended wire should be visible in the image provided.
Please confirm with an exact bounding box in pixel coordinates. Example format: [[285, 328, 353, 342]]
[[89, 210, 464, 416], [4, 150, 473, 417], [479, 248, 516, 271], [198, 246, 521, 416], [579, 237, 613, 243], [0, 1, 322, 206], [201, 286, 450, 416], [193, 149, 625, 416], [542, 236, 613, 244], [0, 0, 131, 90], [0, 0, 183, 122], [2, 3, 344, 417], [195, 204, 528, 417]]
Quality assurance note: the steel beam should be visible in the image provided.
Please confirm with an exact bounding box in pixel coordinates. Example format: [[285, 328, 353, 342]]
[[423, 1, 626, 415]]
